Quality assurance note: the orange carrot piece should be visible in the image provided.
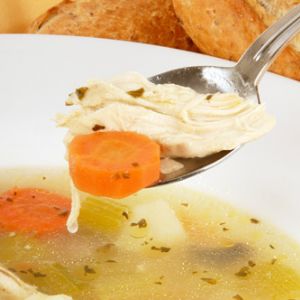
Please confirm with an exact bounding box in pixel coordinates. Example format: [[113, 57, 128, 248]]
[[68, 131, 160, 198], [0, 188, 70, 235]]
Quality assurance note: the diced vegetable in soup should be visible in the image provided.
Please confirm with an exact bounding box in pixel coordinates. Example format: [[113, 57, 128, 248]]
[[1, 168, 300, 299]]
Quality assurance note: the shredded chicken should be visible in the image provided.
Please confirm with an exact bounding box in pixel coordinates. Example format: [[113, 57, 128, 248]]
[[56, 72, 275, 233], [67, 180, 81, 233], [57, 72, 275, 159]]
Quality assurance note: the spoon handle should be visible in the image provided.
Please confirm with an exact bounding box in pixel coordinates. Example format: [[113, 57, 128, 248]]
[[235, 4, 300, 85]]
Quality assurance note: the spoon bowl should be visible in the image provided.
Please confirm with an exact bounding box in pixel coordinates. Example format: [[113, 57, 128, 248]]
[[149, 4, 300, 186]]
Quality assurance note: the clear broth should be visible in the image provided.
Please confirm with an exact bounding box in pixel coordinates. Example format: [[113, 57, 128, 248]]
[[0, 168, 300, 300]]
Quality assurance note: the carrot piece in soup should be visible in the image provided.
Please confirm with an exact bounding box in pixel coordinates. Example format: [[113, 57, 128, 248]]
[[68, 131, 160, 198], [0, 188, 70, 235]]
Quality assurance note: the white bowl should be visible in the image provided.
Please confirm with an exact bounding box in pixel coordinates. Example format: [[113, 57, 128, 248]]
[[0, 34, 300, 242]]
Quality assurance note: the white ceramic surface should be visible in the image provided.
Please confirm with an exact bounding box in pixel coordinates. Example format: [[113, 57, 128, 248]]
[[0, 34, 299, 242]]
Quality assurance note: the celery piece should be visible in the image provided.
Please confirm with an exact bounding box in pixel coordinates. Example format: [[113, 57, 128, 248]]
[[78, 197, 130, 232], [16, 263, 82, 297]]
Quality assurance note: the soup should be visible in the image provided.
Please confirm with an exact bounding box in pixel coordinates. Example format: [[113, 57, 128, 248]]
[[1, 168, 300, 299]]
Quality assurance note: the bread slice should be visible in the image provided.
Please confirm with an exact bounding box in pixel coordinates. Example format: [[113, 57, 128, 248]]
[[28, 0, 198, 52], [173, 0, 300, 80]]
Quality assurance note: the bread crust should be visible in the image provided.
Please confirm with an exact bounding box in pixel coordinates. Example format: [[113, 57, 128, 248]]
[[245, 0, 300, 52], [28, 0, 198, 52], [173, 0, 300, 80]]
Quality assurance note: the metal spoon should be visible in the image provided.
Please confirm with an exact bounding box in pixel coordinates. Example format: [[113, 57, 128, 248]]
[[149, 4, 300, 186]]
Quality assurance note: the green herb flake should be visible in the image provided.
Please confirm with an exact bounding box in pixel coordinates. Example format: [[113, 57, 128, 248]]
[[201, 277, 217, 285], [106, 260, 117, 263], [250, 218, 260, 224], [27, 269, 47, 278], [122, 211, 129, 220], [248, 260, 256, 267], [235, 266, 251, 277], [269, 244, 275, 249], [154, 281, 162, 285], [181, 203, 189, 207], [76, 87, 88, 100], [33, 271, 47, 278], [206, 94, 213, 101], [151, 246, 171, 253], [127, 88, 145, 98], [92, 124, 105, 131], [84, 265, 96, 275], [131, 218, 147, 228]]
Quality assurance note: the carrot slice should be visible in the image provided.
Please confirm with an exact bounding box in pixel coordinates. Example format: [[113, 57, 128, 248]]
[[68, 131, 160, 198], [0, 188, 70, 235]]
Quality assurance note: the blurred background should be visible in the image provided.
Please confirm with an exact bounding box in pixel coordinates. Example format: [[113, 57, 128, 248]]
[[0, 0, 298, 81], [0, 0, 60, 32]]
